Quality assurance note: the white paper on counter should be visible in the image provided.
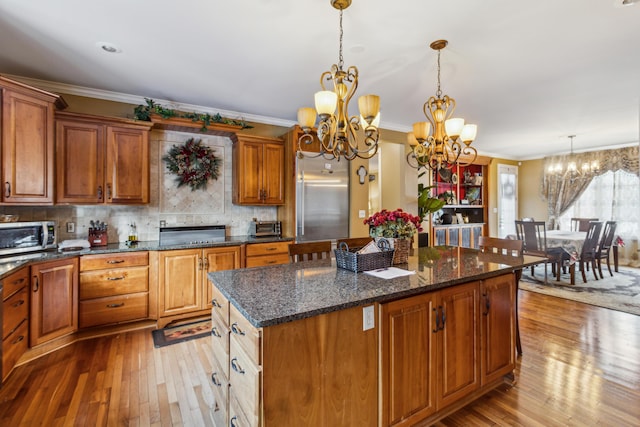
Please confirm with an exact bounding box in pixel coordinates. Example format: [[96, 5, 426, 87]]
[[363, 267, 416, 279]]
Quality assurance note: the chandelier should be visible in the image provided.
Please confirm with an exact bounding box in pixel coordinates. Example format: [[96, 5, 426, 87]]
[[296, 0, 381, 161], [547, 135, 599, 178], [406, 40, 477, 171]]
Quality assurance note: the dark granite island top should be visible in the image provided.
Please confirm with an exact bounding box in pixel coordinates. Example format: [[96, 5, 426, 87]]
[[208, 245, 544, 328]]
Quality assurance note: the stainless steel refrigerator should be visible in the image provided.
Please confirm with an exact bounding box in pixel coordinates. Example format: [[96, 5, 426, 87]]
[[296, 152, 349, 242]]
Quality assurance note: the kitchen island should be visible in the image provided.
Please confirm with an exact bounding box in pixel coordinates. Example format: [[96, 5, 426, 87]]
[[207, 246, 544, 427]]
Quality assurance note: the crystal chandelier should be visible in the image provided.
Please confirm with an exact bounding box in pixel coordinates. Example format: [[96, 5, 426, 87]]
[[297, 0, 381, 161], [547, 135, 599, 178], [406, 40, 477, 170]]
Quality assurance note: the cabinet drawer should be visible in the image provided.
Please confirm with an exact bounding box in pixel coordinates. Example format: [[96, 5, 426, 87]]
[[210, 356, 229, 427], [230, 305, 261, 365], [2, 267, 29, 300], [80, 266, 149, 299], [2, 319, 28, 380], [3, 286, 28, 340], [229, 391, 254, 427], [80, 252, 149, 271], [79, 292, 148, 328], [230, 338, 261, 424], [245, 253, 290, 268], [211, 285, 229, 326], [211, 315, 230, 369], [245, 241, 290, 257]]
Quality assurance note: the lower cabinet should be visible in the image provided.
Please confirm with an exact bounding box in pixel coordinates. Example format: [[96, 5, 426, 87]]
[[79, 252, 149, 328], [30, 258, 78, 347], [2, 266, 29, 381], [434, 225, 483, 248], [380, 276, 515, 426], [158, 246, 240, 326], [244, 241, 290, 268]]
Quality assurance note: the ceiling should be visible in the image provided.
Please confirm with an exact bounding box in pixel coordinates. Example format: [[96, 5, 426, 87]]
[[1, 0, 639, 160]]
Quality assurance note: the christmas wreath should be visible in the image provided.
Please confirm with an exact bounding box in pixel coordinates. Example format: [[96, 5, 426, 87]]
[[163, 138, 221, 191]]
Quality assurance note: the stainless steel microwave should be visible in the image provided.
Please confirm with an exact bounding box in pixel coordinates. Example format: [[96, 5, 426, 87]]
[[249, 220, 282, 237], [0, 221, 57, 258]]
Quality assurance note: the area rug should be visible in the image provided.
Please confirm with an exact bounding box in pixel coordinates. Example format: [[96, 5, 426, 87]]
[[519, 266, 640, 316], [152, 318, 211, 348]]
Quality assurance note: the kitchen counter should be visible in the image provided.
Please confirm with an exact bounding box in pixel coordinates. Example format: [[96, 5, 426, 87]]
[[208, 245, 544, 328], [0, 235, 293, 279]]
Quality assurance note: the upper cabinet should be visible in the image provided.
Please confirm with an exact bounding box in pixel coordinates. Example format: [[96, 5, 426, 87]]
[[55, 111, 152, 204], [0, 75, 67, 205], [232, 134, 284, 205]]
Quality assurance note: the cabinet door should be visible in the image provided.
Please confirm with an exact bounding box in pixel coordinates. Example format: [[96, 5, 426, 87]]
[[158, 249, 201, 316], [234, 140, 263, 204], [481, 274, 516, 385], [261, 142, 284, 205], [1, 88, 55, 203], [461, 226, 472, 248], [434, 228, 447, 246], [30, 258, 78, 346], [203, 246, 241, 309], [436, 281, 480, 409], [448, 228, 459, 246], [56, 120, 105, 203], [380, 293, 437, 426], [106, 126, 149, 204]]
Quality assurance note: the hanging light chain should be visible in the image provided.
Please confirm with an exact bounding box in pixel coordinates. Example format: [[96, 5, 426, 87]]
[[338, 9, 344, 70], [436, 48, 442, 99]]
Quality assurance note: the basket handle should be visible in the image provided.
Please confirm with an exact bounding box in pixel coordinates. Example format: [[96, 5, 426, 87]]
[[338, 241, 349, 251], [376, 238, 391, 251]]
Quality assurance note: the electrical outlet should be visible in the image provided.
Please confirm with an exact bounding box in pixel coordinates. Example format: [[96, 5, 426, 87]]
[[359, 210, 366, 218], [160, 220, 166, 228], [363, 305, 375, 331], [66, 222, 75, 233]]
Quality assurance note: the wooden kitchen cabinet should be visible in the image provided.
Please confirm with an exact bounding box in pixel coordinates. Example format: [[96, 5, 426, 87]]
[[55, 111, 152, 204], [158, 246, 241, 327], [244, 241, 291, 268], [232, 134, 284, 205], [0, 75, 67, 204], [30, 257, 78, 347], [380, 281, 479, 426], [79, 252, 150, 328], [433, 224, 483, 248], [2, 266, 29, 382]]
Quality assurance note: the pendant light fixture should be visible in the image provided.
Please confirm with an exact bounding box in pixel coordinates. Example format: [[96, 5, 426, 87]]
[[296, 0, 381, 161], [407, 40, 477, 170], [547, 135, 599, 178]]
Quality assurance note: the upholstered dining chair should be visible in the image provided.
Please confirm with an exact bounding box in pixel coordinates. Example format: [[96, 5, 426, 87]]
[[571, 217, 599, 232], [596, 221, 617, 278], [515, 220, 564, 283], [288, 240, 332, 263], [478, 236, 524, 356]]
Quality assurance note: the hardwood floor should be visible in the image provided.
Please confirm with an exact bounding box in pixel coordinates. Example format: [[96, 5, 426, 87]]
[[1, 290, 639, 426]]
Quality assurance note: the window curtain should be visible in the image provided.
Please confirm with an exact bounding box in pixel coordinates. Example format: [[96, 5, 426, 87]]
[[541, 145, 639, 229]]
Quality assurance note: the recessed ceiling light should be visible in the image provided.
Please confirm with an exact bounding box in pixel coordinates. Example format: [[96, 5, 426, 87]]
[[96, 42, 122, 53], [621, 0, 638, 5]]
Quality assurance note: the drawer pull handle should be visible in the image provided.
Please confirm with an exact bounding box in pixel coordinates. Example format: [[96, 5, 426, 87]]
[[211, 327, 222, 338], [266, 260, 277, 264], [12, 299, 25, 308], [266, 247, 277, 251], [230, 416, 238, 427], [106, 260, 125, 264], [106, 303, 125, 308], [211, 372, 222, 387], [211, 298, 222, 308], [12, 277, 25, 285], [106, 276, 126, 281], [231, 323, 245, 336], [231, 358, 245, 374], [12, 335, 24, 345]]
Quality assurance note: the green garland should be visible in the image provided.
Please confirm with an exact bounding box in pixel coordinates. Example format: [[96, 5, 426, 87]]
[[163, 138, 221, 191], [134, 98, 253, 131]]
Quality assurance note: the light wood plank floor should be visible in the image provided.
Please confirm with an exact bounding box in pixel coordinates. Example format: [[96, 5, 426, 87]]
[[1, 290, 639, 426]]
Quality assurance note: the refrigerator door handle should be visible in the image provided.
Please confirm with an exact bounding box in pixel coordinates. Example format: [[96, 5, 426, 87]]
[[300, 171, 305, 236]]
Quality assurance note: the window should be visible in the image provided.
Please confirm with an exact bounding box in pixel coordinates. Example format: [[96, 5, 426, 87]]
[[557, 170, 639, 239]]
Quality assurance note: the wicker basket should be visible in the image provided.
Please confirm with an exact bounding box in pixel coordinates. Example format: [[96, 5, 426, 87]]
[[374, 237, 411, 264], [334, 239, 395, 273]]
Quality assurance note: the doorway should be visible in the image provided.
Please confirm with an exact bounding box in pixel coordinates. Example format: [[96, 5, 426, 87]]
[[497, 164, 518, 238]]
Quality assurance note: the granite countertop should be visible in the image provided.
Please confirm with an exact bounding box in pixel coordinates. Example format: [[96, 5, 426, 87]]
[[208, 246, 545, 328], [0, 235, 293, 279]]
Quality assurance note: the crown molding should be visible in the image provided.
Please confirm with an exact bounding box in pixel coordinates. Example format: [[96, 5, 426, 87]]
[[4, 74, 297, 129]]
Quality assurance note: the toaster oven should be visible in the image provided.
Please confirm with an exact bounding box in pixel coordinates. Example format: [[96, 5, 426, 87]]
[[249, 220, 282, 237], [0, 221, 57, 258]]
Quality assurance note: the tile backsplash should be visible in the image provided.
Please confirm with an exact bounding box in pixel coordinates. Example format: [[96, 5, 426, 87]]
[[0, 130, 277, 243]]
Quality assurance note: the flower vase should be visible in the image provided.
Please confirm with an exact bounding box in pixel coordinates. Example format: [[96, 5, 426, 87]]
[[376, 237, 410, 265]]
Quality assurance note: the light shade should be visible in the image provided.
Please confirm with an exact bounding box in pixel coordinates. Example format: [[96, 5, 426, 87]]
[[358, 94, 380, 119], [315, 91, 338, 115], [413, 121, 431, 141], [297, 107, 317, 129], [406, 131, 418, 147], [460, 124, 477, 144], [445, 118, 464, 139]]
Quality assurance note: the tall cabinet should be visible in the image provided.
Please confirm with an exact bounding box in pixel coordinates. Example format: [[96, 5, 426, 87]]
[[430, 156, 490, 248], [0, 75, 67, 204]]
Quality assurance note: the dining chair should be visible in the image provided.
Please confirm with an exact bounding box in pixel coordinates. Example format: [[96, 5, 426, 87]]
[[478, 236, 524, 356], [574, 221, 603, 283], [336, 237, 373, 251], [514, 220, 564, 283], [288, 240, 332, 263], [570, 217, 599, 232], [595, 221, 617, 278]]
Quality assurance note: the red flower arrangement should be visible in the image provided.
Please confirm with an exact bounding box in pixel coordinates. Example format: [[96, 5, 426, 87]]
[[364, 208, 422, 239]]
